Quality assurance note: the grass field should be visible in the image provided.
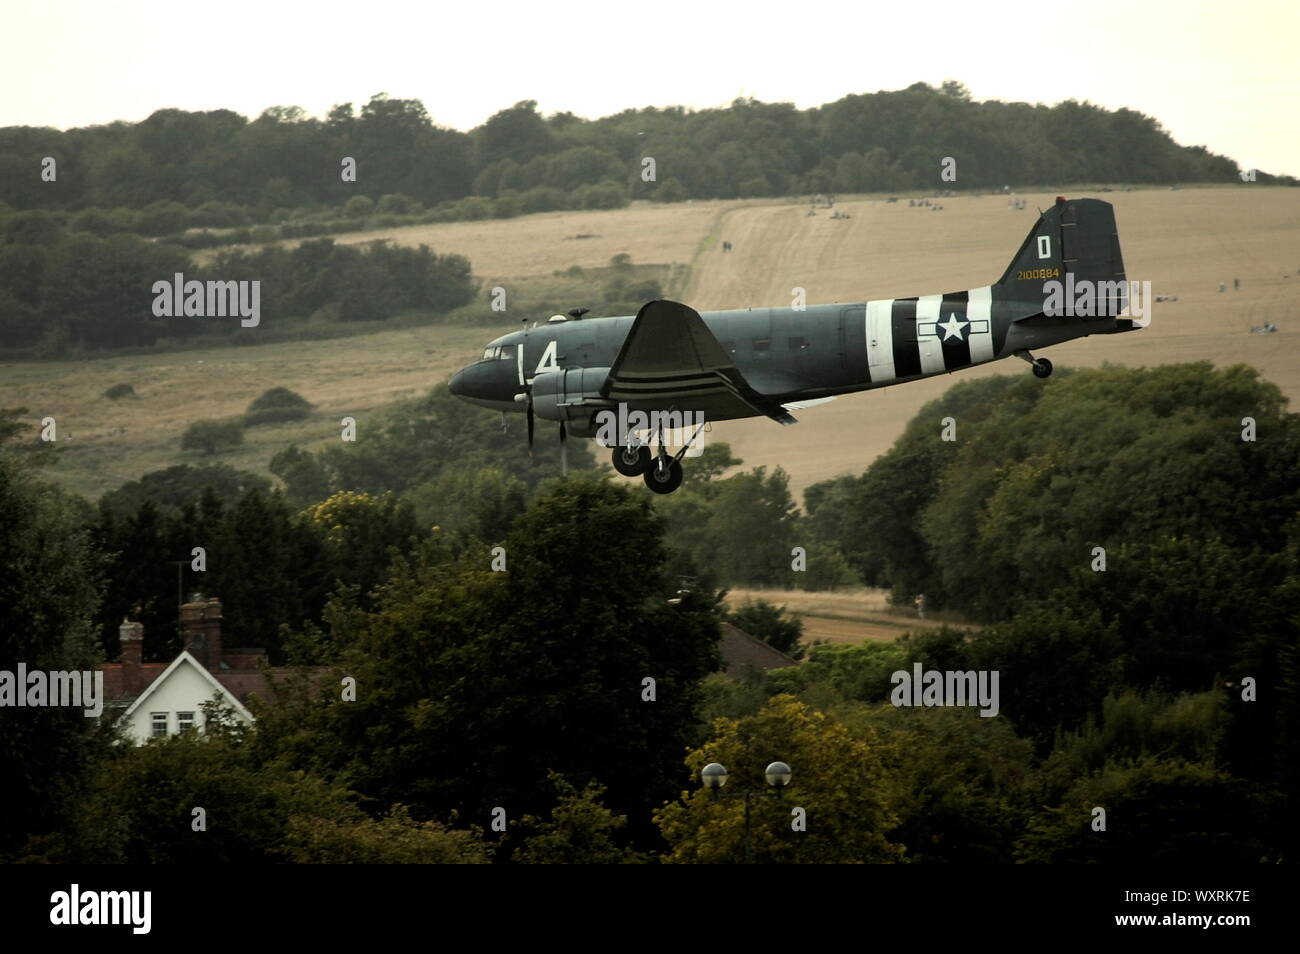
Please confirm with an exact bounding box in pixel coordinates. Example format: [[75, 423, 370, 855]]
[[725, 587, 978, 647], [5, 185, 1298, 503]]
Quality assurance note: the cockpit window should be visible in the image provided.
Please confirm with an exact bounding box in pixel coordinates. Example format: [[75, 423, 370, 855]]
[[481, 345, 513, 361]]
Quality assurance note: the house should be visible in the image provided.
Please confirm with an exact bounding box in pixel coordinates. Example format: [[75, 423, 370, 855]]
[[100, 596, 290, 744]]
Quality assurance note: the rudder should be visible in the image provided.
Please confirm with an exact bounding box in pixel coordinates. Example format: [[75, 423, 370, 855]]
[[996, 197, 1127, 316]]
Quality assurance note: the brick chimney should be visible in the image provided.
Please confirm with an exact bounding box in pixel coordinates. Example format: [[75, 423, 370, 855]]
[[181, 596, 223, 671], [119, 619, 144, 695]]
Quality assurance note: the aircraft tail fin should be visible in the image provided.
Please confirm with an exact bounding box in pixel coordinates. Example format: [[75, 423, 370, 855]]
[[995, 197, 1128, 317]]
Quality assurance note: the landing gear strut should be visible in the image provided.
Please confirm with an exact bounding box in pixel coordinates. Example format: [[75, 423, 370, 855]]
[[1015, 349, 1053, 379], [608, 421, 706, 494]]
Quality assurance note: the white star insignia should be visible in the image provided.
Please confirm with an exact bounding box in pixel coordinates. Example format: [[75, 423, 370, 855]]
[[938, 312, 968, 341]]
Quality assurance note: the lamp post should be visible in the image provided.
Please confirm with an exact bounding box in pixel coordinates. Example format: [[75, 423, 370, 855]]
[[700, 760, 792, 864]]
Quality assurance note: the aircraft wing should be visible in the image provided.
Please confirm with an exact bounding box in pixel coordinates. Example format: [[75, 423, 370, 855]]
[[600, 300, 799, 425]]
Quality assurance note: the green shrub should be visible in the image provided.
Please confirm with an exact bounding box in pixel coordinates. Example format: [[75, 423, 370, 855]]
[[181, 419, 244, 454], [243, 387, 314, 426]]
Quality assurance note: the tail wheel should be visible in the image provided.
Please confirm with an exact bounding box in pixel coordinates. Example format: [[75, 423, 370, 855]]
[[644, 457, 683, 494], [1033, 358, 1053, 379], [612, 444, 651, 477]]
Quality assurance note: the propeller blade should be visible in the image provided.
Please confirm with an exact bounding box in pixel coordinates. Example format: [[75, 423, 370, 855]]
[[560, 421, 567, 475], [527, 400, 534, 456]]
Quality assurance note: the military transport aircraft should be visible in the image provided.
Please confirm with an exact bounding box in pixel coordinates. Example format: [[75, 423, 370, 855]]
[[450, 197, 1140, 494]]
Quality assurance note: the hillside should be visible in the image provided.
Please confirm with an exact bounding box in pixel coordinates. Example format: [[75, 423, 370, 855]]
[[4, 184, 1297, 502]]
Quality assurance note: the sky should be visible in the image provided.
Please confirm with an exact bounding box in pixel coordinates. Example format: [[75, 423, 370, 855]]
[[4, 0, 1297, 176]]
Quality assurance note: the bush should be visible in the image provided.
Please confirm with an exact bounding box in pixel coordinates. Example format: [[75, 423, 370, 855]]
[[376, 193, 421, 215], [342, 196, 375, 219], [181, 419, 244, 454], [103, 383, 136, 400], [573, 182, 628, 210], [136, 200, 189, 237], [243, 387, 314, 426], [517, 187, 567, 214], [653, 178, 688, 203], [492, 193, 523, 218]]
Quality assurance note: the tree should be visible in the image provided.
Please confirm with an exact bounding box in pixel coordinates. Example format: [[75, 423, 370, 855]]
[[512, 774, 645, 864], [301, 490, 418, 605], [475, 101, 554, 168], [0, 410, 108, 858], [402, 465, 526, 543], [259, 475, 721, 848], [284, 804, 489, 864], [726, 599, 805, 660], [1016, 758, 1272, 864], [655, 695, 904, 863]]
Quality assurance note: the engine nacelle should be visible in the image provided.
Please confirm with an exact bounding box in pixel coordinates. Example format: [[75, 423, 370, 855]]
[[529, 367, 613, 438]]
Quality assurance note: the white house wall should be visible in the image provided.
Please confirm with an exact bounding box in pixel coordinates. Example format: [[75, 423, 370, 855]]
[[120, 655, 252, 744]]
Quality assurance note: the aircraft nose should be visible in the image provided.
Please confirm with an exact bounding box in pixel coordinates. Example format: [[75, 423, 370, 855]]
[[448, 361, 508, 407]]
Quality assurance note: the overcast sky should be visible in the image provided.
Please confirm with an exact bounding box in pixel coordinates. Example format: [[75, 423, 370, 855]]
[[5, 0, 1297, 177]]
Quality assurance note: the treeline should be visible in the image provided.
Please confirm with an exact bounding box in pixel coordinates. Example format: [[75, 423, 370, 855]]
[[4, 371, 1296, 860], [3, 360, 1298, 863], [802, 362, 1300, 622], [2, 84, 1282, 223], [0, 226, 475, 353], [85, 386, 588, 661]]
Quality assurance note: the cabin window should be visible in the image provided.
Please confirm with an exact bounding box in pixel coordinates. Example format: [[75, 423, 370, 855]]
[[178, 711, 196, 733], [151, 712, 169, 738], [789, 336, 810, 351]]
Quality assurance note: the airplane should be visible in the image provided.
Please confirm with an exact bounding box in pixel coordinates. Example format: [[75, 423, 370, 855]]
[[449, 196, 1140, 494]]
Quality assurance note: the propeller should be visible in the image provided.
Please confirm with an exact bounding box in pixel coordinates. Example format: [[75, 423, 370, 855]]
[[516, 376, 565, 475]]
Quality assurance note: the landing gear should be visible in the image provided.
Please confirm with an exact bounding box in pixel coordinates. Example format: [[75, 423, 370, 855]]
[[1015, 349, 1054, 379], [611, 419, 705, 494], [612, 444, 651, 477], [644, 457, 683, 494]]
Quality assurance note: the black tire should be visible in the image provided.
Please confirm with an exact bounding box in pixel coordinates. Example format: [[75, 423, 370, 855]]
[[612, 444, 651, 477], [643, 457, 683, 494], [1033, 357, 1053, 379]]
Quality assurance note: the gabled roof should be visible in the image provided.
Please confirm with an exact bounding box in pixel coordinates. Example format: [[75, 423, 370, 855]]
[[120, 650, 254, 723], [718, 622, 799, 677]]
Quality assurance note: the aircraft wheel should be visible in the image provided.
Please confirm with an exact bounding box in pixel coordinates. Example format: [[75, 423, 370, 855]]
[[612, 444, 651, 477], [644, 457, 683, 494], [1032, 357, 1053, 379]]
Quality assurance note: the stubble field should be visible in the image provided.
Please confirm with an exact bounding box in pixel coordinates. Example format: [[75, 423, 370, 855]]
[[4, 186, 1296, 502]]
